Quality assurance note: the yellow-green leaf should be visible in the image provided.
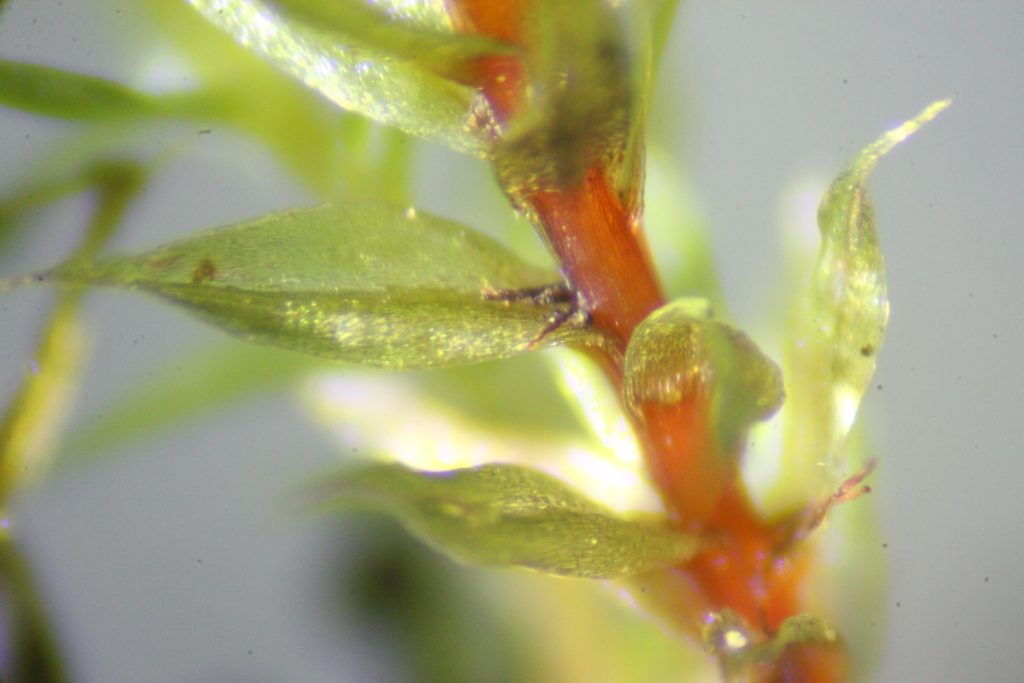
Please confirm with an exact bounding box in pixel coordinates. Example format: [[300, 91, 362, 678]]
[[186, 0, 490, 156], [305, 462, 698, 578], [42, 203, 589, 368], [624, 299, 784, 455]]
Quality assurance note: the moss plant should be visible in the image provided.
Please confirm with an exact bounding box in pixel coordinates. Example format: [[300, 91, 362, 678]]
[[0, 1, 947, 681]]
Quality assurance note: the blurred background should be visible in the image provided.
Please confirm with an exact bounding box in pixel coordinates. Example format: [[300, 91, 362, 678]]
[[1, 1, 1022, 681]]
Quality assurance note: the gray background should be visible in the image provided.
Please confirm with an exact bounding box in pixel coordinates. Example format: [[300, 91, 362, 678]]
[[1, 1, 1023, 681]]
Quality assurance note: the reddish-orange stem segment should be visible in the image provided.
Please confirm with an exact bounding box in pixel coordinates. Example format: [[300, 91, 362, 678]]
[[445, 2, 846, 680]]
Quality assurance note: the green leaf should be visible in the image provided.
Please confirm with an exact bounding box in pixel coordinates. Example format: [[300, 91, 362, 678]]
[[766, 99, 950, 514], [0, 59, 164, 120], [186, 0, 490, 156], [624, 299, 784, 455], [267, 0, 515, 82], [304, 462, 698, 578], [495, 0, 634, 192], [42, 203, 591, 368]]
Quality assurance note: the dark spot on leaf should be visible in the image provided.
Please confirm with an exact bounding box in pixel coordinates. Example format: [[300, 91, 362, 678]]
[[860, 344, 874, 357], [191, 258, 218, 284]]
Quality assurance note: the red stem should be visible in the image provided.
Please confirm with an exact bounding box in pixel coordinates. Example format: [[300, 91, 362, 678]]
[[446, 2, 847, 680]]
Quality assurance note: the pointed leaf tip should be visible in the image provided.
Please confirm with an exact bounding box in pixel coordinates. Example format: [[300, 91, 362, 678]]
[[306, 462, 699, 578], [771, 100, 950, 514], [813, 99, 950, 424]]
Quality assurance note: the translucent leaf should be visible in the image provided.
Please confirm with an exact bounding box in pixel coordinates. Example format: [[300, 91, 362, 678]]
[[304, 462, 698, 578], [495, 0, 634, 192], [186, 0, 491, 156], [767, 100, 950, 514], [814, 100, 953, 409], [624, 299, 784, 455], [42, 203, 590, 368], [0, 59, 164, 120]]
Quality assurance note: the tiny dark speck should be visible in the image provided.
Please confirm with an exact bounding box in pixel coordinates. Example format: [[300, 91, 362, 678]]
[[984, 577, 990, 583], [198, 129, 212, 135], [860, 344, 874, 357]]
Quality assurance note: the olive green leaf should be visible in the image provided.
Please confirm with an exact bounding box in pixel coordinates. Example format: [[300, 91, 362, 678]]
[[40, 203, 592, 368], [624, 299, 784, 456], [186, 0, 490, 156], [766, 99, 951, 514], [304, 462, 698, 578], [495, 0, 634, 192]]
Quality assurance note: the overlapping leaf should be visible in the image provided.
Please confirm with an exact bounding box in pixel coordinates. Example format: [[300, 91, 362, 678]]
[[41, 203, 591, 368], [304, 462, 698, 578], [267, 0, 515, 82]]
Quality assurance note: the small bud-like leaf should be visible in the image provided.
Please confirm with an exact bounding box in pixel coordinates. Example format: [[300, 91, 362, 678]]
[[625, 300, 783, 455], [703, 609, 837, 670], [187, 0, 491, 156], [305, 462, 699, 578], [44, 203, 591, 368]]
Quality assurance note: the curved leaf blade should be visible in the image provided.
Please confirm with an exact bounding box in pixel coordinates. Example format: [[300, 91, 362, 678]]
[[187, 0, 491, 156], [44, 203, 588, 368], [304, 462, 698, 578], [766, 100, 950, 514]]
